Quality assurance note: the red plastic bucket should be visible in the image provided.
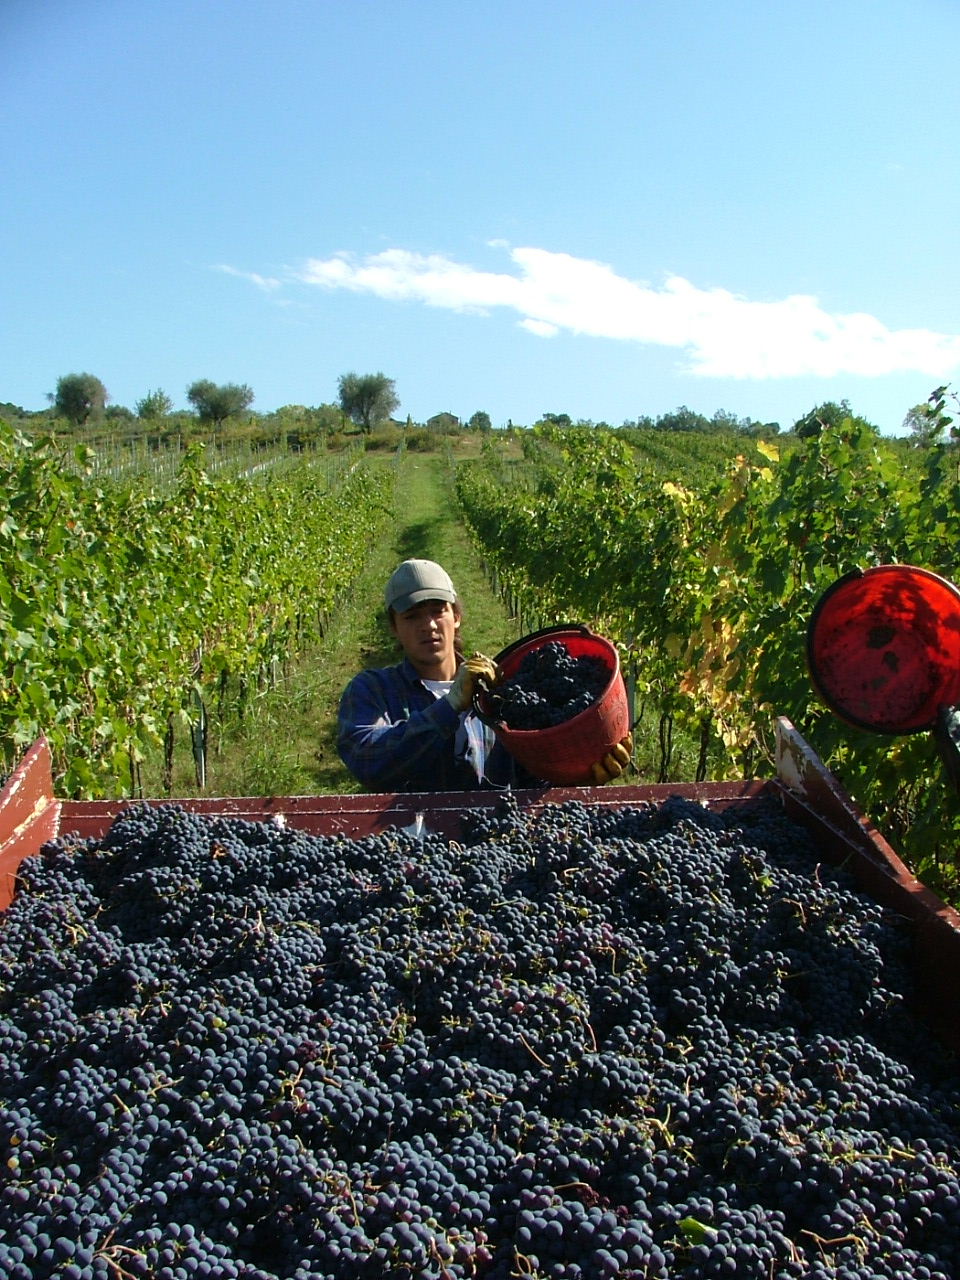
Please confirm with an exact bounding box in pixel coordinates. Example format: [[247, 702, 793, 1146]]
[[477, 624, 630, 785], [807, 565, 960, 734]]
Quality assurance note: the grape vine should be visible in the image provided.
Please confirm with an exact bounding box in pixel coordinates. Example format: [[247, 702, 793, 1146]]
[[0, 422, 394, 797], [455, 418, 960, 888]]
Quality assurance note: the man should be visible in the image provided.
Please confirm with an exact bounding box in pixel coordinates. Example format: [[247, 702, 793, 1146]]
[[337, 558, 630, 792]]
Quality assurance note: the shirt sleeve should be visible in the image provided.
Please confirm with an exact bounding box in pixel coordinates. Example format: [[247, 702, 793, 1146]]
[[337, 668, 462, 790]]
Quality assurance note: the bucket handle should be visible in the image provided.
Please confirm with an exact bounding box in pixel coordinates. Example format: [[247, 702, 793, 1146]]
[[471, 688, 499, 728]]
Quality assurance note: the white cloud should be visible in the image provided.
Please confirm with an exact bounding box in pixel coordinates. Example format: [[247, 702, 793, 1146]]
[[215, 264, 282, 292], [521, 318, 561, 338], [299, 249, 524, 314], [288, 245, 960, 380]]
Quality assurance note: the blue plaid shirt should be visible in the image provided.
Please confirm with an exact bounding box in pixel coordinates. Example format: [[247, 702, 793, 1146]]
[[337, 657, 536, 792]]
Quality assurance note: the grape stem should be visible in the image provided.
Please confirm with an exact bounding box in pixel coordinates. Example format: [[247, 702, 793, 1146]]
[[517, 1032, 552, 1070], [94, 1233, 149, 1280]]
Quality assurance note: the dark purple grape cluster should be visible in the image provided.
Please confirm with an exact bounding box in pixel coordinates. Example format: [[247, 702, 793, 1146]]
[[488, 641, 611, 730], [1, 793, 959, 1279]]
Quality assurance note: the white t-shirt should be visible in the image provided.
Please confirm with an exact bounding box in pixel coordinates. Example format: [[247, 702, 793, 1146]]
[[421, 679, 454, 697]]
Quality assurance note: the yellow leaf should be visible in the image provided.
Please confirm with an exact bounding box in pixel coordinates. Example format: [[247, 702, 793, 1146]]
[[756, 439, 779, 462], [662, 481, 690, 506]]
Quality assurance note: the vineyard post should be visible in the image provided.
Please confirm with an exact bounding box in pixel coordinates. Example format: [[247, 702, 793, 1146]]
[[658, 713, 674, 783], [163, 715, 175, 795], [191, 691, 207, 790], [623, 635, 638, 761]]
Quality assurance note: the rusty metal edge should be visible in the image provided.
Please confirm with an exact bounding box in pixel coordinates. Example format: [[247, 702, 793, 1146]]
[[55, 777, 770, 841], [0, 736, 62, 911], [775, 716, 960, 1048]]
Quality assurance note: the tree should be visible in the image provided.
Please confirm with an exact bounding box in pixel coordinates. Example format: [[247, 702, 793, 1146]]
[[903, 388, 959, 447], [792, 399, 877, 439], [136, 389, 174, 420], [467, 410, 492, 432], [655, 405, 711, 432], [739, 420, 781, 438], [337, 372, 399, 433], [186, 380, 254, 428], [711, 409, 743, 432], [51, 372, 108, 426], [793, 399, 848, 438]]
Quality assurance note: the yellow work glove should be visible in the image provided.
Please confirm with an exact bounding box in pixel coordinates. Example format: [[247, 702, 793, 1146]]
[[589, 732, 634, 785], [446, 652, 500, 713]]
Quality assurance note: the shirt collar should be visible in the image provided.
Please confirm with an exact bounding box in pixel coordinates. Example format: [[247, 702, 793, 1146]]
[[399, 655, 458, 687]]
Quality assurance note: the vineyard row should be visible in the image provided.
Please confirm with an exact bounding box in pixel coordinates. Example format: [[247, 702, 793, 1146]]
[[1, 423, 395, 797], [455, 422, 960, 885]]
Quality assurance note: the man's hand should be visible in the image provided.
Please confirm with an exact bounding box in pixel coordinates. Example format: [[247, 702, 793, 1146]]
[[446, 652, 500, 712], [589, 732, 634, 784]]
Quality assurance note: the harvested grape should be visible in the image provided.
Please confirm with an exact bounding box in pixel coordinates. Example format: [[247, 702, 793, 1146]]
[[488, 640, 611, 730], [0, 794, 958, 1279]]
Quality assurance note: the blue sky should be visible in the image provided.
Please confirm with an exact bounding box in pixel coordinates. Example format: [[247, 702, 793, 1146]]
[[3, 0, 959, 435]]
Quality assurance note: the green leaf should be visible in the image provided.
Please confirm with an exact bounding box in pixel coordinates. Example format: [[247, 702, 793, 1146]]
[[678, 1216, 717, 1244]]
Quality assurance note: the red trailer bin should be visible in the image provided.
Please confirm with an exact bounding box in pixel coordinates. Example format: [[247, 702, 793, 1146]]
[[5, 717, 960, 1280]]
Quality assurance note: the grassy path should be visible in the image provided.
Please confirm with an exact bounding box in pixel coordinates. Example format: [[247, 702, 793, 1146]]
[[164, 449, 520, 798]]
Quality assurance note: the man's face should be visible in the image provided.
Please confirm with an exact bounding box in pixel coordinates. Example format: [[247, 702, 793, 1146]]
[[391, 599, 460, 677]]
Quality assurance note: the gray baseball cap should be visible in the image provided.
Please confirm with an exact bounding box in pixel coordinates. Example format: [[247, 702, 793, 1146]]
[[385, 559, 457, 613]]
